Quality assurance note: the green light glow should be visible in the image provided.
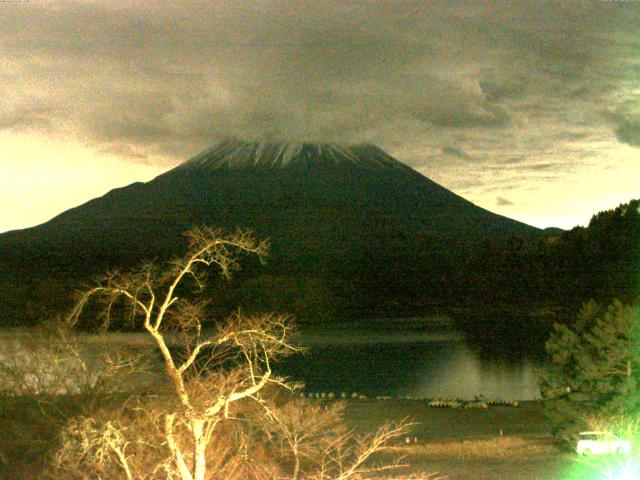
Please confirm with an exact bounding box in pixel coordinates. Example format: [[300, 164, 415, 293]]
[[561, 455, 640, 480]]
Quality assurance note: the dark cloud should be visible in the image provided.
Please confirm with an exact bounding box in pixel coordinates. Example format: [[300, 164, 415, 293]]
[[418, 100, 512, 128], [528, 163, 557, 172], [0, 0, 638, 165], [496, 197, 514, 206], [501, 156, 526, 166], [95, 143, 149, 161], [441, 146, 472, 160], [0, 106, 53, 132], [613, 100, 640, 147]]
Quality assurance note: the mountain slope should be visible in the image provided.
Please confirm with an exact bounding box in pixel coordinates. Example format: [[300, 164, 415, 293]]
[[0, 140, 537, 268], [0, 140, 542, 322]]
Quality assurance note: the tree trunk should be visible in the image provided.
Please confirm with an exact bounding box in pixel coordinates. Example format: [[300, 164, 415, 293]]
[[192, 418, 207, 480], [165, 414, 194, 480], [292, 443, 300, 480]]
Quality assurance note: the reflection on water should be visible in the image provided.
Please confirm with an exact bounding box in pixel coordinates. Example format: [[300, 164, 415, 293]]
[[276, 325, 542, 400], [0, 321, 542, 400]]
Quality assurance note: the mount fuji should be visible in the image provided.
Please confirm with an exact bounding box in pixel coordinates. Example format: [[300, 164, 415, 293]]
[[0, 139, 541, 321]]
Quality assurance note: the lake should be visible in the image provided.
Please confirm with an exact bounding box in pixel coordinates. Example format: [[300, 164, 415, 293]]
[[0, 317, 544, 400], [276, 319, 542, 400]]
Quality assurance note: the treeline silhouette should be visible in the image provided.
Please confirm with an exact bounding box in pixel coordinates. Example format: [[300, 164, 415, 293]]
[[447, 198, 639, 355], [464, 198, 639, 310], [1, 200, 637, 339]]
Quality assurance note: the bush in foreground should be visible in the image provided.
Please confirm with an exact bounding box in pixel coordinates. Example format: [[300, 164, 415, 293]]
[[540, 299, 640, 442]]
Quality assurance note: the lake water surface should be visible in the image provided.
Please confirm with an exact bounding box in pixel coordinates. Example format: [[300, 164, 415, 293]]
[[276, 320, 542, 400], [0, 318, 543, 400]]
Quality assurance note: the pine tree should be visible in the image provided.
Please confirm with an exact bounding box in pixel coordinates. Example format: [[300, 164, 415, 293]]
[[540, 299, 640, 440]]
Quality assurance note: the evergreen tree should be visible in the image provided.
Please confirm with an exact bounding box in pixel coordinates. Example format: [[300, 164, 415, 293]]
[[540, 299, 640, 440]]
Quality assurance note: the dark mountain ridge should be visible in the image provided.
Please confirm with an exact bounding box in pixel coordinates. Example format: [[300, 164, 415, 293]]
[[1, 139, 537, 252], [0, 140, 544, 323]]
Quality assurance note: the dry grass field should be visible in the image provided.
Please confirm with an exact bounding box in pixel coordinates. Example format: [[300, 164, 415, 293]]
[[340, 399, 575, 479], [342, 399, 552, 439], [388, 437, 571, 480], [1, 394, 616, 479]]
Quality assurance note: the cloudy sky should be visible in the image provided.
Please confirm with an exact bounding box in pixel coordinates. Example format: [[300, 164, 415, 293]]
[[1, 0, 639, 233]]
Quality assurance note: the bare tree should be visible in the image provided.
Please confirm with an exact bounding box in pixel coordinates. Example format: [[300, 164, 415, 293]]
[[0, 320, 153, 398], [262, 400, 429, 480], [55, 226, 441, 480], [53, 417, 135, 480], [66, 227, 300, 480]]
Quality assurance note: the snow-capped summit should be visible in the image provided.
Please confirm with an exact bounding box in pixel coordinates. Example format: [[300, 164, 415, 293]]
[[172, 138, 410, 172]]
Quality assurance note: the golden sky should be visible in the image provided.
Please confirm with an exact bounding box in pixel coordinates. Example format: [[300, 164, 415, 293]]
[[0, 132, 164, 233], [1, 1, 639, 233]]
